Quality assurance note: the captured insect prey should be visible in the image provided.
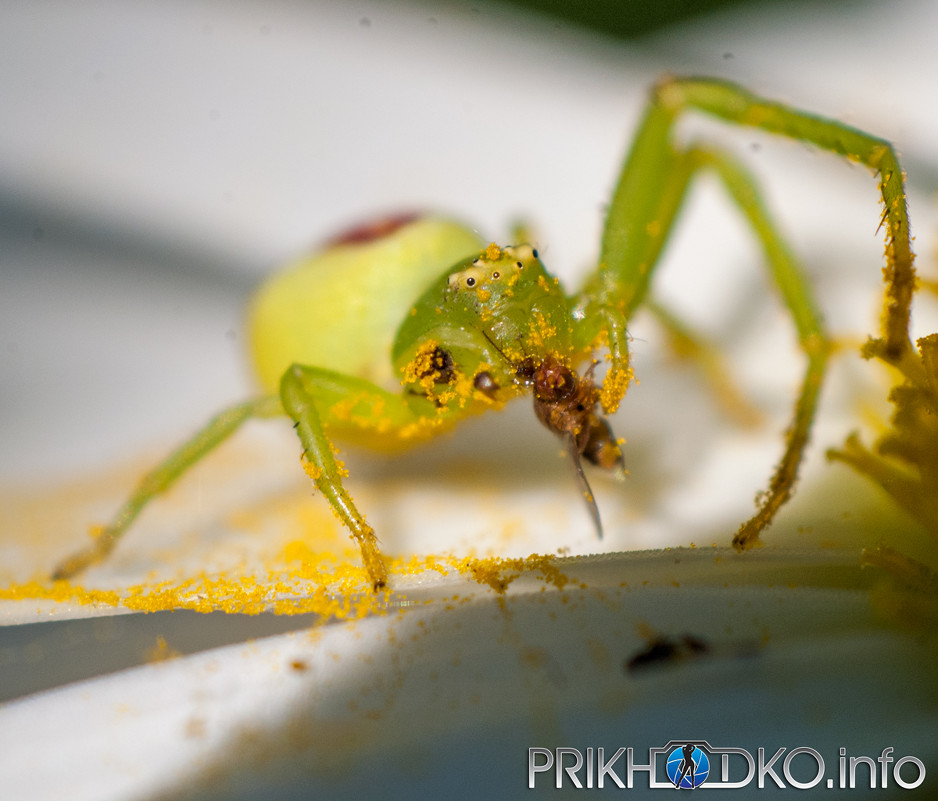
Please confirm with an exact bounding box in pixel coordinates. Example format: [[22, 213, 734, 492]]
[[53, 76, 916, 592]]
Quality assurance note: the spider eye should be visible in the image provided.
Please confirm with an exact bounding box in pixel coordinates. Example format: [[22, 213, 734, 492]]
[[532, 249, 539, 259], [491, 271, 500, 280], [465, 276, 476, 287]]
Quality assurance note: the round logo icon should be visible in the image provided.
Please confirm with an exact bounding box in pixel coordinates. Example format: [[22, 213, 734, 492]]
[[666, 744, 710, 789]]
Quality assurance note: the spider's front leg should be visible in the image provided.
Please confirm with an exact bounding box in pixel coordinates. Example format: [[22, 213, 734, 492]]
[[585, 76, 915, 550], [279, 363, 442, 591]]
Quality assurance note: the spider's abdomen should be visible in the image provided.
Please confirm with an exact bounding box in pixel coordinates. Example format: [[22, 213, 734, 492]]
[[247, 216, 482, 393]]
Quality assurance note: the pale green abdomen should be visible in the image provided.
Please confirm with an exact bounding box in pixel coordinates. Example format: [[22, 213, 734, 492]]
[[247, 218, 483, 394]]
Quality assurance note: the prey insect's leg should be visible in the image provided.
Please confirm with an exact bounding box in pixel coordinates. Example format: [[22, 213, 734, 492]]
[[279, 364, 436, 591], [53, 396, 282, 580]]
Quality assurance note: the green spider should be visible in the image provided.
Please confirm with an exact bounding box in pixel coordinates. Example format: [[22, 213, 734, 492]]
[[53, 76, 915, 592]]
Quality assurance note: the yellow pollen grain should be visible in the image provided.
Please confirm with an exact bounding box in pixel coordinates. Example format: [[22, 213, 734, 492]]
[[600, 365, 632, 414], [402, 340, 441, 387], [301, 456, 323, 481], [451, 553, 573, 593]]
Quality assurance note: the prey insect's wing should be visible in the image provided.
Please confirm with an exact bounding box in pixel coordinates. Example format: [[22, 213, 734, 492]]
[[564, 432, 603, 540]]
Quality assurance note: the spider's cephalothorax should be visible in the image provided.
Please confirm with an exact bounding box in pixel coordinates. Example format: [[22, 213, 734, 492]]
[[394, 242, 625, 531], [394, 242, 577, 409]]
